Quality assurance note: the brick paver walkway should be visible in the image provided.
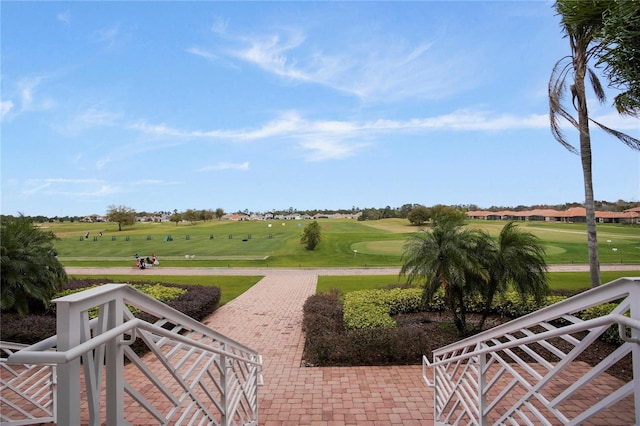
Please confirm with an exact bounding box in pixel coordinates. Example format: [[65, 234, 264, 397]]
[[201, 272, 433, 425]]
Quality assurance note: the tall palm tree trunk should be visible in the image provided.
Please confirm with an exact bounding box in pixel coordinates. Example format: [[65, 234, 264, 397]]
[[574, 48, 601, 288]]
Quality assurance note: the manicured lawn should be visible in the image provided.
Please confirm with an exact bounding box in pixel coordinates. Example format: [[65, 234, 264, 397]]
[[69, 274, 262, 306], [317, 271, 640, 294], [46, 219, 640, 267]]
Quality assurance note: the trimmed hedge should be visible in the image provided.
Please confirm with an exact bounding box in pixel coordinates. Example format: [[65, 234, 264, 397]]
[[304, 286, 629, 367], [343, 287, 567, 330], [302, 290, 442, 366]]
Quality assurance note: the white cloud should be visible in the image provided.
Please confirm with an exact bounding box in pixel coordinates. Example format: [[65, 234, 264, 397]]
[[213, 25, 473, 102], [185, 47, 218, 60], [130, 109, 551, 162], [197, 162, 250, 172], [211, 17, 229, 35], [19, 77, 41, 111], [57, 11, 70, 24], [6, 75, 56, 116], [91, 26, 119, 47], [1, 100, 14, 120], [22, 178, 115, 197], [299, 139, 366, 162], [61, 108, 122, 134]]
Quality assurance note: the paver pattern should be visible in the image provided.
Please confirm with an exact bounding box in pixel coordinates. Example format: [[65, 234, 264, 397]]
[[201, 272, 433, 425]]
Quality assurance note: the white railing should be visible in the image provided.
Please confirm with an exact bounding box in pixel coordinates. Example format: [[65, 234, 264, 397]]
[[1, 342, 56, 425], [423, 277, 640, 425], [3, 283, 263, 425]]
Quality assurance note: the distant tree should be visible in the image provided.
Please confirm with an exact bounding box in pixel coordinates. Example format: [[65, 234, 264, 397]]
[[380, 205, 395, 219], [106, 205, 136, 231], [301, 221, 322, 251], [1, 215, 68, 315], [215, 208, 225, 220], [550, 0, 640, 287], [407, 205, 430, 226], [358, 208, 381, 221], [430, 204, 467, 226], [201, 209, 215, 221], [170, 212, 182, 226], [183, 209, 199, 223], [398, 203, 417, 219]]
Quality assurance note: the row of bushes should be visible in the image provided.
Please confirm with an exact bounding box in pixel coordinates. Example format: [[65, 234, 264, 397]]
[[343, 287, 568, 330], [304, 287, 628, 367], [1, 278, 221, 345]]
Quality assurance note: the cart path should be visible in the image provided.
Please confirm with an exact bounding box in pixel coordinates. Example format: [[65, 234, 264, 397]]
[[64, 264, 640, 276]]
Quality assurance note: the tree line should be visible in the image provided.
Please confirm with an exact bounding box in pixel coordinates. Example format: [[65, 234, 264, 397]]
[[3, 198, 639, 226]]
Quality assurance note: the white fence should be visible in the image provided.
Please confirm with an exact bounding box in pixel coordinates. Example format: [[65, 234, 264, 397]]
[[423, 277, 639, 425], [2, 284, 262, 425]]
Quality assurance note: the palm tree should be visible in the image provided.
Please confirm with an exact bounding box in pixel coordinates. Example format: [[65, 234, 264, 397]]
[[549, 0, 640, 288], [1, 215, 68, 315], [597, 0, 640, 116], [400, 222, 486, 336], [473, 222, 549, 331], [401, 221, 549, 336]]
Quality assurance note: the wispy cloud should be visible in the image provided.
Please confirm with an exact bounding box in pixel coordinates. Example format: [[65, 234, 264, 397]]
[[130, 109, 549, 161], [206, 24, 474, 102], [57, 10, 70, 24], [1, 100, 14, 120], [16, 76, 55, 113], [22, 178, 117, 197], [185, 47, 218, 60], [197, 162, 250, 172], [299, 140, 367, 162], [91, 26, 120, 48], [59, 107, 122, 135]]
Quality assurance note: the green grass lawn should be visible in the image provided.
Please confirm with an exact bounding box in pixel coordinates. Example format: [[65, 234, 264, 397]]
[[48, 219, 640, 267], [69, 274, 262, 306], [316, 271, 640, 294]]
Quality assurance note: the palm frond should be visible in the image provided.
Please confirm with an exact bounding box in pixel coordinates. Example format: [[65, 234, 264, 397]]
[[587, 68, 606, 104], [589, 119, 640, 151], [549, 58, 580, 154]]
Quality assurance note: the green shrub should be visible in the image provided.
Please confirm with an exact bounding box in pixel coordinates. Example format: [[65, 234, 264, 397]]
[[303, 292, 444, 366], [343, 289, 423, 329], [343, 287, 569, 331], [52, 283, 187, 319], [578, 303, 630, 344]]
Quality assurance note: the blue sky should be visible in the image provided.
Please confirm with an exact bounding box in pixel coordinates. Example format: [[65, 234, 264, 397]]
[[2, 1, 639, 217]]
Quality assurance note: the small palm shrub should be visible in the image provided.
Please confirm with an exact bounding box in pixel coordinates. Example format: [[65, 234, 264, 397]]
[[1, 215, 68, 315]]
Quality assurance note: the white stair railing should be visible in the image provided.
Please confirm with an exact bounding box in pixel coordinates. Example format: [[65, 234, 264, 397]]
[[3, 283, 263, 425], [423, 277, 640, 425], [1, 342, 56, 426]]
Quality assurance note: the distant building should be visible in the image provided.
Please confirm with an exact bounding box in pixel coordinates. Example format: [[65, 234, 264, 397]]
[[467, 207, 639, 224]]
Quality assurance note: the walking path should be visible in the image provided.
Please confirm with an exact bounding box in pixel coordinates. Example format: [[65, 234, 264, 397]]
[[201, 272, 432, 425], [64, 265, 639, 425], [64, 264, 640, 277]]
